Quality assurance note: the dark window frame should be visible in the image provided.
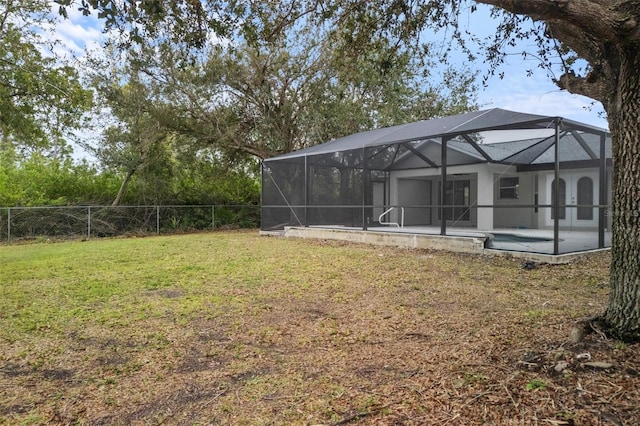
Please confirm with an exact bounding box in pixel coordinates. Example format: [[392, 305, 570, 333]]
[[498, 177, 519, 199]]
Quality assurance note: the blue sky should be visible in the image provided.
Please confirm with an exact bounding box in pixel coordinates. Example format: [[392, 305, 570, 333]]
[[52, 3, 609, 132], [471, 41, 608, 130], [443, 5, 608, 129]]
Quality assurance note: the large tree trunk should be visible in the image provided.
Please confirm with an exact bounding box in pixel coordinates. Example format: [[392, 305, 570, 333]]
[[603, 52, 640, 341], [476, 0, 640, 342]]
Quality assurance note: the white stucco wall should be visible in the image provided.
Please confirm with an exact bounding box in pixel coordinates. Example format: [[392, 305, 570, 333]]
[[492, 166, 537, 229], [388, 164, 611, 231], [390, 164, 488, 228]]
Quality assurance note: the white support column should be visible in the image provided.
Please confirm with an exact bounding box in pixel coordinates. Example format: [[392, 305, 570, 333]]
[[476, 168, 494, 231]]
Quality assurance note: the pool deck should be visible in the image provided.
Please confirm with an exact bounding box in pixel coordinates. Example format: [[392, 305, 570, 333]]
[[261, 225, 611, 264]]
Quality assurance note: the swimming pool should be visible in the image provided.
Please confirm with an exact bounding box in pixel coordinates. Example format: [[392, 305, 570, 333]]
[[488, 233, 554, 243]]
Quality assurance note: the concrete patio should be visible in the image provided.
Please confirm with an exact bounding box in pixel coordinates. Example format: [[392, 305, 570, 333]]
[[269, 225, 611, 264]]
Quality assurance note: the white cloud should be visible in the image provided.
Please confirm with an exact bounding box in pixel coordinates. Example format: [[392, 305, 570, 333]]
[[55, 19, 103, 54], [478, 66, 609, 131], [448, 4, 610, 131], [488, 91, 606, 128], [42, 5, 105, 60]]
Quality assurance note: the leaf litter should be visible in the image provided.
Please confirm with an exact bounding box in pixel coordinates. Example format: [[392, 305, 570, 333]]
[[0, 232, 638, 425]]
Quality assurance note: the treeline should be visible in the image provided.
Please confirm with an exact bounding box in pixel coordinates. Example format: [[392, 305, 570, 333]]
[[0, 0, 478, 209], [0, 150, 259, 207]]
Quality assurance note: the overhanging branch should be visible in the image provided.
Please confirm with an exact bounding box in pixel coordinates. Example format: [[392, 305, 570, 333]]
[[556, 71, 610, 106], [476, 0, 638, 43]]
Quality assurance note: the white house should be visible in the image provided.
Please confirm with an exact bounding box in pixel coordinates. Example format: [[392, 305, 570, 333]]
[[384, 132, 611, 231], [262, 109, 611, 254]]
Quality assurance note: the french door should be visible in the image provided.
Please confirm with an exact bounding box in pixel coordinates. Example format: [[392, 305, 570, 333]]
[[548, 171, 599, 227]]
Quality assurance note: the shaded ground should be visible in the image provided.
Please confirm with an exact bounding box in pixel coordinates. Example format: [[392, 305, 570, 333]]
[[0, 232, 638, 425]]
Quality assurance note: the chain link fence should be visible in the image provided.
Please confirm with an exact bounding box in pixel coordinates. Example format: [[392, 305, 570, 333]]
[[0, 205, 260, 243]]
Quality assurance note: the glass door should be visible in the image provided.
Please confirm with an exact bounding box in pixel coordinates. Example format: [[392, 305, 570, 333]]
[[439, 180, 471, 224]]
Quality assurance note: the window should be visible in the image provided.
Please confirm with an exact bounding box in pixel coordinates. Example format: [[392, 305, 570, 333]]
[[577, 177, 594, 220], [499, 177, 519, 199], [438, 180, 471, 222]]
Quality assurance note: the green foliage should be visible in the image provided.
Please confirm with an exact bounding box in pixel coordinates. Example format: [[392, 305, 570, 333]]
[[0, 148, 259, 208], [87, 2, 478, 164], [0, 0, 92, 154], [614, 341, 628, 350], [526, 378, 547, 391], [171, 158, 260, 206], [0, 151, 121, 206], [55, 0, 232, 49], [84, 50, 262, 206]]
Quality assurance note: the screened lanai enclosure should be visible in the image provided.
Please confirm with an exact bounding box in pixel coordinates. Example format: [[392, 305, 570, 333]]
[[261, 109, 612, 255]]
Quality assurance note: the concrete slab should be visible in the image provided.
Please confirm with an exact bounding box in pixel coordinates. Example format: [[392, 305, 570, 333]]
[[275, 225, 610, 264]]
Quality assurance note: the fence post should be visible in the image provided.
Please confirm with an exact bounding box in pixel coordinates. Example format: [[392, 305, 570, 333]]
[[156, 206, 160, 234], [212, 205, 215, 230], [87, 206, 91, 239], [7, 207, 10, 243]]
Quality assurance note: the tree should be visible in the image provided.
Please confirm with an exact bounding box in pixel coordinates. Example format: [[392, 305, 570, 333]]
[[55, 0, 243, 50], [87, 56, 174, 206], [0, 0, 92, 157], [471, 0, 639, 342], [0, 146, 122, 206], [103, 2, 477, 162], [86, 48, 262, 206]]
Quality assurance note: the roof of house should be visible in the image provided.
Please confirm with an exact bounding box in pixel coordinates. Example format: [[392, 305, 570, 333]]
[[264, 108, 610, 169]]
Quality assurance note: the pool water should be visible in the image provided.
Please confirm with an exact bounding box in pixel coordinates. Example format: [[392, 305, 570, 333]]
[[490, 233, 553, 243]]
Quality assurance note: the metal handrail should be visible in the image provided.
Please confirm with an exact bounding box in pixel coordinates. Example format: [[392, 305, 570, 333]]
[[378, 207, 404, 228]]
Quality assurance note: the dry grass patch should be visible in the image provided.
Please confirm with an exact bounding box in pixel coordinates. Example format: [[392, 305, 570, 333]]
[[0, 231, 638, 425]]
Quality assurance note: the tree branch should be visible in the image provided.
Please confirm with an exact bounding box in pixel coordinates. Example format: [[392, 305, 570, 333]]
[[556, 70, 610, 107], [544, 20, 616, 105], [476, 0, 639, 42], [476, 0, 635, 107]]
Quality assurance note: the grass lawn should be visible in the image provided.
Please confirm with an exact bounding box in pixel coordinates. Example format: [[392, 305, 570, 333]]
[[0, 231, 638, 425]]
